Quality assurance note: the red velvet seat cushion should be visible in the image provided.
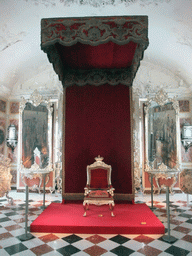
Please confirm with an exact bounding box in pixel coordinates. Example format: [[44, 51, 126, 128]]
[[89, 190, 109, 198]]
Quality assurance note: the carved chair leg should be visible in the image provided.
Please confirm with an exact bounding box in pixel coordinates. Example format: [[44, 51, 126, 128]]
[[109, 203, 115, 217], [83, 202, 88, 217]]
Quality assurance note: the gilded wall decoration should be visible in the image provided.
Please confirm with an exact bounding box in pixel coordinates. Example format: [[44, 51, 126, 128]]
[[180, 118, 192, 163], [0, 154, 13, 203], [8, 119, 19, 163], [10, 102, 20, 114], [180, 169, 192, 194], [179, 100, 190, 112], [40, 0, 171, 7], [0, 100, 6, 113], [0, 119, 6, 154], [18, 90, 54, 191], [144, 89, 180, 192], [22, 103, 48, 168], [152, 103, 177, 168]]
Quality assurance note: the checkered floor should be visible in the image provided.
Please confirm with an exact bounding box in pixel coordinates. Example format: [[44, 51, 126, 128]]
[[1, 191, 192, 255]]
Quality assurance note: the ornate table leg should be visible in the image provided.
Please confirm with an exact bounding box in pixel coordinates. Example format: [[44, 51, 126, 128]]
[[187, 194, 190, 207], [162, 186, 177, 243], [170, 176, 177, 195], [150, 174, 156, 210], [5, 191, 14, 205], [155, 176, 161, 194], [18, 185, 33, 241]]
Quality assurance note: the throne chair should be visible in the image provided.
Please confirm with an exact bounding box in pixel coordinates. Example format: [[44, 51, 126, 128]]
[[83, 156, 115, 217]]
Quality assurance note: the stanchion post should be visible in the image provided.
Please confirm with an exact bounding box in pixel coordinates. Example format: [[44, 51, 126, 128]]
[[162, 186, 177, 243], [150, 174, 156, 210], [18, 185, 33, 241], [43, 173, 46, 210]]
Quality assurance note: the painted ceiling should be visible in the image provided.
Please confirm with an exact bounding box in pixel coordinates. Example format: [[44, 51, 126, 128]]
[[0, 0, 192, 99]]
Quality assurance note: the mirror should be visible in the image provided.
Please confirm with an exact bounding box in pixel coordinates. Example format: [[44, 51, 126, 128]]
[[18, 90, 53, 173], [144, 89, 180, 170]]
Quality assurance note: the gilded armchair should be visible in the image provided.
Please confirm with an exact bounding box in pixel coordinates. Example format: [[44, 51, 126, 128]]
[[83, 156, 115, 217]]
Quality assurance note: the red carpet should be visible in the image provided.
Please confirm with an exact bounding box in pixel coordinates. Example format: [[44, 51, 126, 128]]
[[30, 203, 164, 234]]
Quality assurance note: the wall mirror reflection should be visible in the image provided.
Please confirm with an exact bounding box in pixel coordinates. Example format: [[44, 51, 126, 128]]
[[22, 102, 49, 169], [148, 102, 177, 168], [18, 90, 53, 175], [144, 89, 181, 193], [145, 89, 180, 169]]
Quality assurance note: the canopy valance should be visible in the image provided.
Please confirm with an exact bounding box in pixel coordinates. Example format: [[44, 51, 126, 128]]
[[41, 16, 149, 87]]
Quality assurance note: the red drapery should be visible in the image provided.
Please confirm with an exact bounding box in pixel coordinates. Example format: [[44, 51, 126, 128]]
[[56, 41, 137, 70], [65, 84, 132, 194]]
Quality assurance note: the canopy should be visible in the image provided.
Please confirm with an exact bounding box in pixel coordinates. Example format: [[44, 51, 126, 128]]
[[41, 16, 149, 87]]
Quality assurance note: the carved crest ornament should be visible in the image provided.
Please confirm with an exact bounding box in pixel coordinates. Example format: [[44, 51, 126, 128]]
[[41, 16, 149, 87]]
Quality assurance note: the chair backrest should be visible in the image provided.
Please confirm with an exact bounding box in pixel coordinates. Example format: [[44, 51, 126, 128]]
[[86, 156, 112, 189]]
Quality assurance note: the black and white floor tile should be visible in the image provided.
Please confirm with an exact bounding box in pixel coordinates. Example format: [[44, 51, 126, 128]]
[[0, 191, 192, 255]]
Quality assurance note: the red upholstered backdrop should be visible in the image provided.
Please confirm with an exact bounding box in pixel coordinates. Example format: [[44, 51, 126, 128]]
[[65, 84, 132, 194], [56, 41, 137, 70]]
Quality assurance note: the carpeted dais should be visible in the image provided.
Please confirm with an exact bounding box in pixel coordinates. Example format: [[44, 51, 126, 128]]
[[30, 203, 164, 234]]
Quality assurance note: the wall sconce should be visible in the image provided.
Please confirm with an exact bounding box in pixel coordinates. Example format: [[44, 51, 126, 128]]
[[181, 124, 192, 152], [7, 124, 18, 152]]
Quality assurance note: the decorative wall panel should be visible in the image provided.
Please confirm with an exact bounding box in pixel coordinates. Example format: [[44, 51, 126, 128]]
[[0, 100, 6, 113]]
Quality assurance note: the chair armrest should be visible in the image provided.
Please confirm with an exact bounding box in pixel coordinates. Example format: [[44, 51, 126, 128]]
[[84, 185, 90, 196], [107, 186, 115, 196]]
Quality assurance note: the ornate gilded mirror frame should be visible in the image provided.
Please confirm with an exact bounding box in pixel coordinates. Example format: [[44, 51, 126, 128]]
[[18, 90, 53, 191], [144, 89, 181, 175]]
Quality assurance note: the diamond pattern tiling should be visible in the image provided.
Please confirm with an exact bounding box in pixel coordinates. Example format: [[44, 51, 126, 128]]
[[173, 226, 191, 234], [4, 243, 28, 255], [47, 238, 69, 250], [178, 213, 192, 219], [5, 224, 22, 231], [30, 243, 54, 255], [97, 239, 119, 250], [109, 235, 130, 244], [0, 232, 13, 240], [84, 245, 107, 256], [0, 217, 11, 223], [22, 237, 45, 249], [137, 244, 162, 256], [86, 234, 106, 244], [110, 245, 135, 256], [148, 239, 171, 251], [62, 234, 83, 244], [123, 239, 143, 251], [182, 234, 192, 243], [73, 239, 94, 250], [173, 239, 192, 251], [1, 191, 192, 255], [38, 233, 59, 243], [133, 234, 155, 244], [164, 245, 190, 256], [57, 244, 80, 255]]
